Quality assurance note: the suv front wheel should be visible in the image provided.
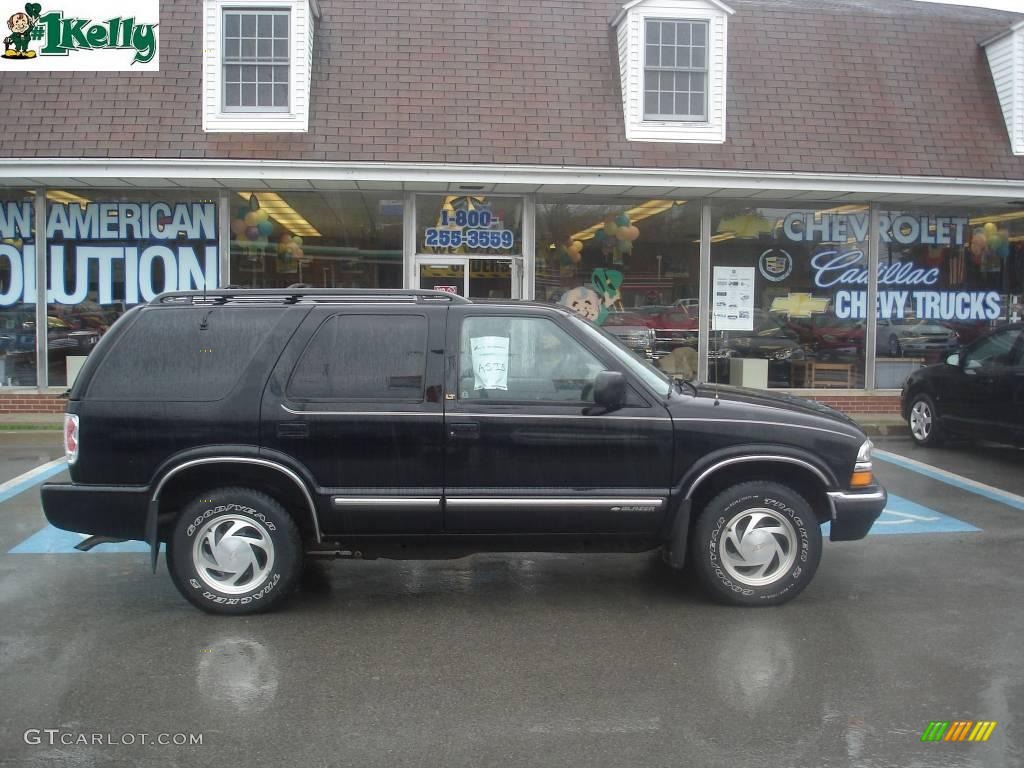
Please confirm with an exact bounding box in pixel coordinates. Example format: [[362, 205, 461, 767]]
[[167, 487, 302, 615], [690, 481, 822, 606]]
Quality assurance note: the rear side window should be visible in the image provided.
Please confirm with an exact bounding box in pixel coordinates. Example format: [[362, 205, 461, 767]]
[[288, 314, 427, 400], [87, 307, 285, 401]]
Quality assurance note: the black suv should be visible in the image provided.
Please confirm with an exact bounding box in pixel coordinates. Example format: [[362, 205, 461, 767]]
[[42, 289, 886, 614]]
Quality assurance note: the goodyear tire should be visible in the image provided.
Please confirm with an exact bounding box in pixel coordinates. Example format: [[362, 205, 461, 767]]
[[167, 487, 302, 615], [690, 481, 822, 606]]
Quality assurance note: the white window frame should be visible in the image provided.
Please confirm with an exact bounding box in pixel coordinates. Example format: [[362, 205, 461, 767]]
[[222, 8, 291, 113], [203, 0, 318, 133], [614, 0, 733, 144], [643, 18, 708, 121]]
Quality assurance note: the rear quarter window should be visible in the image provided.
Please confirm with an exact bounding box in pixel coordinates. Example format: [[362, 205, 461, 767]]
[[86, 307, 287, 401], [287, 314, 427, 400]]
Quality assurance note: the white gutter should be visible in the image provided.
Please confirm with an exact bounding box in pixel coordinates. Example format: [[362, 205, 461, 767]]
[[1, 158, 1023, 199]]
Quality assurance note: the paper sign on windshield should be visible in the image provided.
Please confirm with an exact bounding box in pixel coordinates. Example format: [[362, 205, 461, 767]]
[[470, 336, 509, 390]]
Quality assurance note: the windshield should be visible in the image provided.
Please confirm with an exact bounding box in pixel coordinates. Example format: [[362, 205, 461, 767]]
[[568, 313, 672, 397]]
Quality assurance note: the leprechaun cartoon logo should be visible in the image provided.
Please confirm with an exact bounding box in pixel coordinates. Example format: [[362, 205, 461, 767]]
[[3, 3, 41, 59]]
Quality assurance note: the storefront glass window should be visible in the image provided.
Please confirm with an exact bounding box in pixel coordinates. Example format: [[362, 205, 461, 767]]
[[416, 195, 522, 255], [44, 189, 220, 387], [873, 206, 1024, 389], [0, 188, 37, 387], [230, 191, 403, 289], [535, 198, 699, 372], [709, 203, 868, 390]]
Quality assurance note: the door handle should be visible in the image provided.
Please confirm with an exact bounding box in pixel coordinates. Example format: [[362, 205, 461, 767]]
[[276, 421, 309, 438], [448, 422, 480, 440]]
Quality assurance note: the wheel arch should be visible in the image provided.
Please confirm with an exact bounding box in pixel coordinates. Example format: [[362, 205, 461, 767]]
[[681, 452, 836, 526], [147, 455, 321, 571]]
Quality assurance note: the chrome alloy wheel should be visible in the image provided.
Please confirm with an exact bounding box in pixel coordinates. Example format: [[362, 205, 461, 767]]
[[909, 400, 932, 442], [719, 508, 798, 587], [192, 515, 275, 594]]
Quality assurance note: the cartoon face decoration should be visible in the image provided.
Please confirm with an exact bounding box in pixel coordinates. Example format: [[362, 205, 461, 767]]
[[559, 286, 602, 322], [8, 13, 29, 32]]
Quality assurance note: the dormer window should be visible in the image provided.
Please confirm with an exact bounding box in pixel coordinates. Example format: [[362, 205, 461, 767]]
[[982, 20, 1024, 156], [223, 9, 291, 112], [613, 0, 733, 143], [202, 0, 319, 132]]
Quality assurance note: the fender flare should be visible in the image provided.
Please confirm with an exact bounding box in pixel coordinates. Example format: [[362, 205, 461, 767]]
[[675, 445, 840, 502], [145, 455, 321, 572], [664, 447, 838, 570]]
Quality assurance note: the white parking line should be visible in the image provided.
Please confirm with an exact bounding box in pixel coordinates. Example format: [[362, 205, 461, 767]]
[[0, 457, 68, 505], [875, 449, 1024, 512]]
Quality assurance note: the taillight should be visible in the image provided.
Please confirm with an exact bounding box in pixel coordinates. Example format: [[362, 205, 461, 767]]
[[64, 413, 79, 464]]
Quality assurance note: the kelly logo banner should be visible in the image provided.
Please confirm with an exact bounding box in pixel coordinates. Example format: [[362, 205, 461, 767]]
[[2, 0, 158, 70]]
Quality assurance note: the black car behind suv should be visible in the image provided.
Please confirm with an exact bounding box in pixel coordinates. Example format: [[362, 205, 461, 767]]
[[902, 322, 1024, 447], [42, 289, 886, 614]]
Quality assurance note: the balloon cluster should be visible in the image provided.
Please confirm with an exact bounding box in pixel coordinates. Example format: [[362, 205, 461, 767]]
[[549, 239, 584, 272], [593, 212, 640, 261], [276, 232, 306, 263], [231, 200, 274, 248], [968, 221, 1010, 263]]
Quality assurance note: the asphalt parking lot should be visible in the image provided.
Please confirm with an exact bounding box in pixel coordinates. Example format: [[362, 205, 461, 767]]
[[0, 430, 1021, 768]]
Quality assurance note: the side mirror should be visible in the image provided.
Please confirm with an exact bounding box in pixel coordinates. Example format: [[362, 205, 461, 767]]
[[945, 353, 960, 367], [593, 371, 627, 409]]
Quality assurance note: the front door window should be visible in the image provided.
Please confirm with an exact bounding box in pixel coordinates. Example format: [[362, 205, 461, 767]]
[[458, 316, 607, 403]]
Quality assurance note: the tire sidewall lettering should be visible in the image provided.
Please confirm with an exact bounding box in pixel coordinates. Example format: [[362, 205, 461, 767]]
[[698, 486, 822, 605], [185, 504, 277, 538]]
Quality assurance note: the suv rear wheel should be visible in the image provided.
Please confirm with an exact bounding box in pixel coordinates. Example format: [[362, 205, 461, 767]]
[[690, 481, 822, 606], [167, 487, 302, 615]]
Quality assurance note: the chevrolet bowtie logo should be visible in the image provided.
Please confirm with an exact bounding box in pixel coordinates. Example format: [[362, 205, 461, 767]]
[[770, 292, 831, 318]]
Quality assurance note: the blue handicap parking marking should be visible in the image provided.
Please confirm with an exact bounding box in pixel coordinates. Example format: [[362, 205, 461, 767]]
[[8, 525, 159, 554], [822, 493, 979, 537]]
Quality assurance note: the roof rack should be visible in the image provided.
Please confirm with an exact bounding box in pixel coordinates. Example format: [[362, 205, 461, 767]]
[[151, 288, 473, 307]]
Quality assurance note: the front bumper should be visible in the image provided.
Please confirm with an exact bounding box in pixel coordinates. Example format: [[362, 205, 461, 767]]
[[41, 482, 150, 540], [827, 487, 887, 541]]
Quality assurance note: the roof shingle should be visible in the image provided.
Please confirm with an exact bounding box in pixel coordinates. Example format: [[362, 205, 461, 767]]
[[1, 0, 1022, 179]]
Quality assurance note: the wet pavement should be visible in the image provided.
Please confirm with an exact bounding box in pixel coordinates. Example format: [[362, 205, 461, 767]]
[[0, 431, 1022, 767]]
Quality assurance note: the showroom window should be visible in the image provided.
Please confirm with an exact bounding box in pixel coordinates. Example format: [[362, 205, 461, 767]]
[[708, 203, 869, 390], [873, 206, 1024, 389], [229, 191, 403, 290], [43, 189, 221, 388], [535, 197, 699, 377], [0, 187, 38, 387], [414, 195, 523, 299]]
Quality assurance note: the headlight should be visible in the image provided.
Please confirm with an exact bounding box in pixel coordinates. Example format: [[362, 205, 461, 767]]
[[857, 439, 873, 464], [851, 439, 873, 488], [772, 347, 794, 361]]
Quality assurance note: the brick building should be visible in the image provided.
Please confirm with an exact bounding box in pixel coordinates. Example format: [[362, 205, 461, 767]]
[[1, 0, 1023, 413]]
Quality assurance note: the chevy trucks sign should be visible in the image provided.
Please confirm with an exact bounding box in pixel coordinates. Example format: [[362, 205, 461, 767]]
[[781, 211, 1005, 322], [0, 200, 217, 306]]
